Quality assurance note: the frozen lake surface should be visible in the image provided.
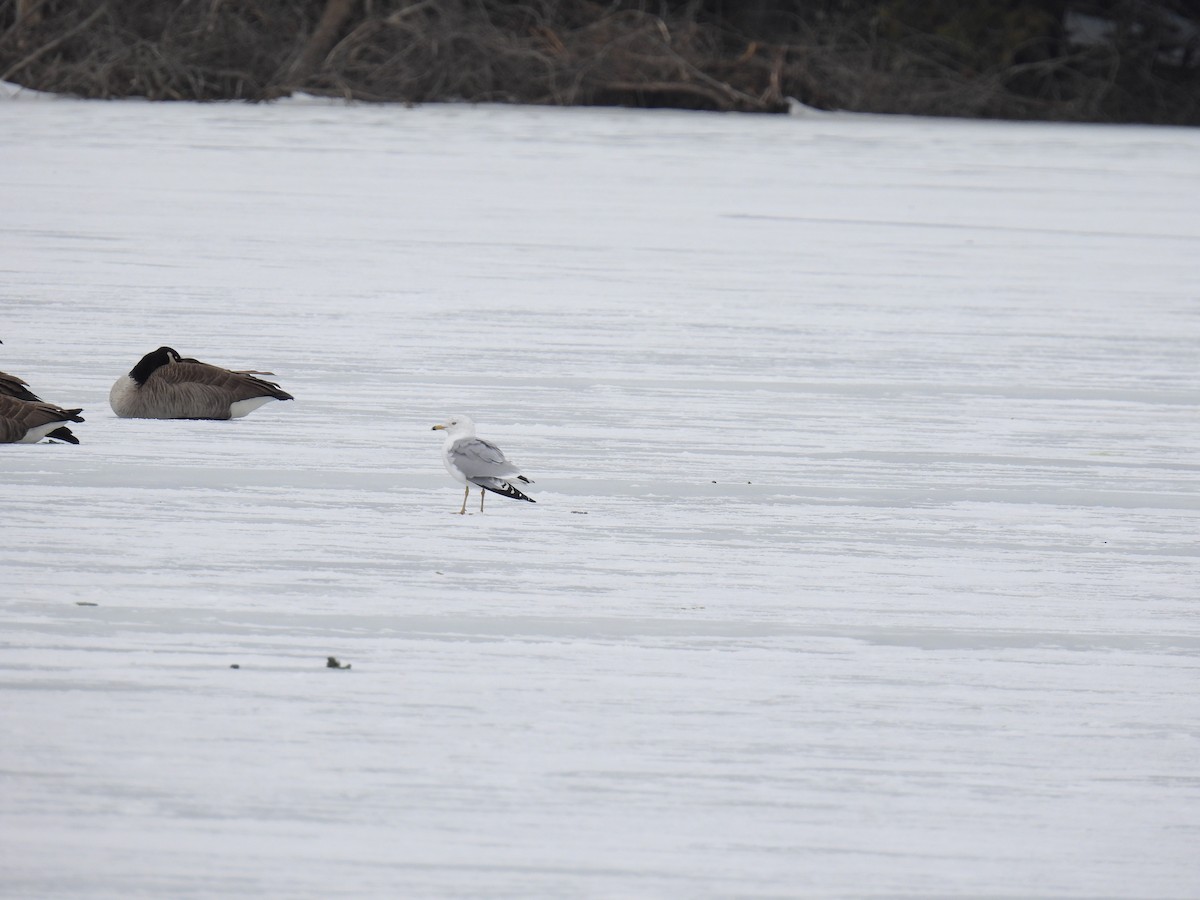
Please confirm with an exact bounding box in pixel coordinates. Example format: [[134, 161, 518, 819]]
[[2, 91, 1199, 897]]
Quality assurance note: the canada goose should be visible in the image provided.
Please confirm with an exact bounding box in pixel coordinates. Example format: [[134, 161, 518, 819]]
[[431, 415, 535, 514], [0, 368, 40, 402], [110, 346, 294, 420], [0, 395, 85, 444], [0, 339, 82, 443]]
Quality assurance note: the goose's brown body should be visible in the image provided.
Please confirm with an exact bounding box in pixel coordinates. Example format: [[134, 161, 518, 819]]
[[0, 340, 83, 443], [0, 394, 85, 444], [110, 347, 293, 420]]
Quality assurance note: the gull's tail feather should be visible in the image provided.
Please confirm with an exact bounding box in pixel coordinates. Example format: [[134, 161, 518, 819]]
[[475, 478, 536, 503]]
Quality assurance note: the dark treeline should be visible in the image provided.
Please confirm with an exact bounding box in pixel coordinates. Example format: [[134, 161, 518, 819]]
[[2, 0, 1198, 123]]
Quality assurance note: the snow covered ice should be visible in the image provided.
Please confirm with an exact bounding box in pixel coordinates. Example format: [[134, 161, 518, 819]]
[[1, 91, 1199, 897]]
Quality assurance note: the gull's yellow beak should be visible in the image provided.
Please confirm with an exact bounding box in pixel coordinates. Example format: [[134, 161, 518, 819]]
[[431, 424, 446, 431]]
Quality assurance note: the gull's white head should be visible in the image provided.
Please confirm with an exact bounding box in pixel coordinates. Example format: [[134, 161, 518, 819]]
[[431, 415, 476, 439]]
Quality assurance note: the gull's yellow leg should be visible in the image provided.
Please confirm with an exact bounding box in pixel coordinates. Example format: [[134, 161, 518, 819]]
[[480, 490, 486, 512], [459, 485, 469, 515]]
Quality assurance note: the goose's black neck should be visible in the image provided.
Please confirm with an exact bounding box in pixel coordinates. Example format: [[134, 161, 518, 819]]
[[130, 346, 179, 385]]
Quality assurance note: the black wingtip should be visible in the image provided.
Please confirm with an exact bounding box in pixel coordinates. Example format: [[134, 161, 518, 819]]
[[481, 481, 536, 503]]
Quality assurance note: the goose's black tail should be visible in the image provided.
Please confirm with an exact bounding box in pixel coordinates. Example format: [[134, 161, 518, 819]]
[[47, 426, 81, 444]]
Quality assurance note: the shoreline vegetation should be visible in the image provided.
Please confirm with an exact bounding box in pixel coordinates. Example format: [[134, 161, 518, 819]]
[[2, 1, 1198, 124]]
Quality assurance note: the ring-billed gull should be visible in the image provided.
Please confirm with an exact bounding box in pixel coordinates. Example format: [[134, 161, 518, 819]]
[[110, 346, 294, 420], [431, 415, 535, 515]]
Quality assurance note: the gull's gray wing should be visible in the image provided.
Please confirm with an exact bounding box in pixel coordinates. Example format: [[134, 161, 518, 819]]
[[450, 437, 521, 482]]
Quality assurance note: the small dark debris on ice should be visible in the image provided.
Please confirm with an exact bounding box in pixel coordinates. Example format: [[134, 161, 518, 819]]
[[327, 656, 351, 669]]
